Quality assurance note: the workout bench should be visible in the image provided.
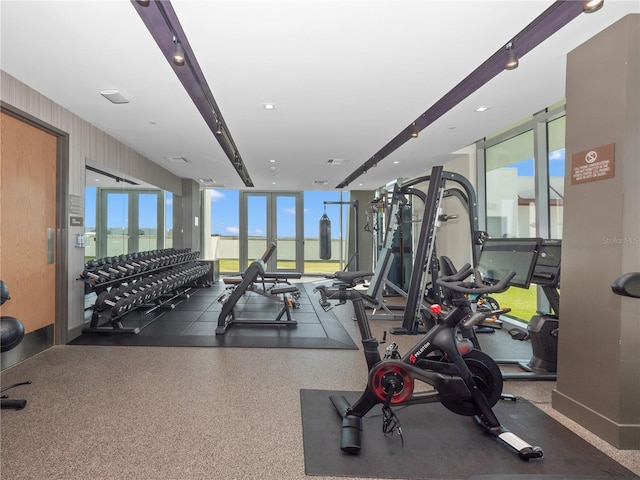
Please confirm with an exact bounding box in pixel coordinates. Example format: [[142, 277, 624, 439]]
[[222, 270, 301, 300], [216, 243, 299, 336]]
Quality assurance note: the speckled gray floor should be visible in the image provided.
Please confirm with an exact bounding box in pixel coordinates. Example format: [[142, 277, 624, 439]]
[[2, 290, 639, 480]]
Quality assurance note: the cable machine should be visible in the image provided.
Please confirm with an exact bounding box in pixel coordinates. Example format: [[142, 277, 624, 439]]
[[365, 169, 484, 330]]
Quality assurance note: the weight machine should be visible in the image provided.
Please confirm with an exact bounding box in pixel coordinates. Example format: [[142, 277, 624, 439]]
[[367, 169, 484, 333]]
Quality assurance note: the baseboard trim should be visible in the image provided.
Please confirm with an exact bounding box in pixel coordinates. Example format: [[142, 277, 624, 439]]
[[1, 324, 53, 370], [552, 388, 640, 449]]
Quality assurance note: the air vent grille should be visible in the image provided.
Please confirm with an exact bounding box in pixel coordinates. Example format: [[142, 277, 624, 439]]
[[165, 156, 191, 163], [326, 158, 348, 165]]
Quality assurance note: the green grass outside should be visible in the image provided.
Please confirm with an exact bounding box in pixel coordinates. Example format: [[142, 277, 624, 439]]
[[485, 287, 538, 323]]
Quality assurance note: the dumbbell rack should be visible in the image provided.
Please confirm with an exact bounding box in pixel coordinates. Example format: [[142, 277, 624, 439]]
[[80, 249, 211, 334]]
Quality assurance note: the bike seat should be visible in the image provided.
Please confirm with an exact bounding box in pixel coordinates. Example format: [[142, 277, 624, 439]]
[[333, 271, 374, 287]]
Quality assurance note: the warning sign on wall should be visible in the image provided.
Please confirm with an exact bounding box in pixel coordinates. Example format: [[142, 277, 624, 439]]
[[571, 143, 615, 185]]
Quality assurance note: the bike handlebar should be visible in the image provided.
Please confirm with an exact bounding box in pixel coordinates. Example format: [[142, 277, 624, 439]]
[[436, 267, 515, 295]]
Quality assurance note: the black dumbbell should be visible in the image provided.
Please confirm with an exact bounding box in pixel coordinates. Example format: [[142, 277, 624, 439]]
[[94, 290, 131, 316]]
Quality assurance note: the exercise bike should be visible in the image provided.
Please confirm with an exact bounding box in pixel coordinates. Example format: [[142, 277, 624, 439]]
[[314, 265, 544, 460]]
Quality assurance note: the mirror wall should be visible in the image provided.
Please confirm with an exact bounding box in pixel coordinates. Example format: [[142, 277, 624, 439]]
[[84, 165, 173, 263]]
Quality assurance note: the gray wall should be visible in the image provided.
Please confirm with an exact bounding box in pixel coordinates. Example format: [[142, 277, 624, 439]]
[[348, 190, 376, 272], [176, 179, 201, 252], [552, 14, 640, 449]]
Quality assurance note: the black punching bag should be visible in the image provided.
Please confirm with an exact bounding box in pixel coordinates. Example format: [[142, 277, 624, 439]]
[[319, 213, 332, 260]]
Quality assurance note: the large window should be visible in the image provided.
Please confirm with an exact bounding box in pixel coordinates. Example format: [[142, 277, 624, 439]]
[[479, 107, 565, 321], [485, 130, 535, 238], [303, 191, 350, 274], [84, 185, 169, 261], [204, 189, 350, 274], [205, 189, 240, 273], [165, 191, 173, 248], [548, 116, 565, 239]]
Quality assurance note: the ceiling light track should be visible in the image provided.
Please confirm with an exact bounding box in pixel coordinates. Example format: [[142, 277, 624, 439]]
[[336, 0, 597, 189], [131, 0, 253, 187]]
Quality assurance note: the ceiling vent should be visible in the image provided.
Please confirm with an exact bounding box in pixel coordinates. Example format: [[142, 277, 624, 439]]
[[100, 89, 129, 104], [313, 180, 329, 185], [165, 156, 191, 163], [326, 158, 348, 166]]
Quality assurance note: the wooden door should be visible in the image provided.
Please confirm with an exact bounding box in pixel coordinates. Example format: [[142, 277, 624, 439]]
[[0, 111, 57, 338]]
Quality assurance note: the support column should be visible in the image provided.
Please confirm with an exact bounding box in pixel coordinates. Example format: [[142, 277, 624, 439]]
[[179, 178, 201, 253], [552, 14, 640, 449]]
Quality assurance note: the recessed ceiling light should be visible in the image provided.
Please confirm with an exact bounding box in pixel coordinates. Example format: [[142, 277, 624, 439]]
[[269, 159, 276, 163], [393, 161, 400, 164], [272, 181, 276, 185], [263, 103, 276, 110], [475, 106, 490, 112]]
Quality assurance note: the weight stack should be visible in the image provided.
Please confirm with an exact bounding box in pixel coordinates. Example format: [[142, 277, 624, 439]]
[[527, 314, 559, 372]]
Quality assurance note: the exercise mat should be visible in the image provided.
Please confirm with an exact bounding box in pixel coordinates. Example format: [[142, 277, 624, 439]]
[[300, 389, 636, 479], [70, 283, 357, 350]]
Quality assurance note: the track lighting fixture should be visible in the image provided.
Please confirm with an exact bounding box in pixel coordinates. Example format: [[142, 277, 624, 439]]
[[583, 0, 604, 13], [411, 122, 419, 138], [505, 42, 519, 70], [173, 37, 185, 66], [134, 0, 253, 186]]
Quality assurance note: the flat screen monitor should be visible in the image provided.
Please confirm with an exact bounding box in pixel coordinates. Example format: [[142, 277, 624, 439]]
[[477, 238, 543, 289]]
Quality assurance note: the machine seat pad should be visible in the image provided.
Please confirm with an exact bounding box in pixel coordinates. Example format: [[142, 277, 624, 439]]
[[263, 272, 302, 280], [270, 285, 299, 295]]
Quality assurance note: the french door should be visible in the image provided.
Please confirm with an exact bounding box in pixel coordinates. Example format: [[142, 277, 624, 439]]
[[240, 192, 303, 272], [96, 189, 164, 258]]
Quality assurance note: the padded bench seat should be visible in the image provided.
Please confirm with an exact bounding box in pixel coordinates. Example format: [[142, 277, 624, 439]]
[[263, 272, 302, 280], [270, 285, 298, 295]]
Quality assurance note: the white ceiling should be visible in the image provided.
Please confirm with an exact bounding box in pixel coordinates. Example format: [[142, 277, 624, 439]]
[[1, 1, 638, 191]]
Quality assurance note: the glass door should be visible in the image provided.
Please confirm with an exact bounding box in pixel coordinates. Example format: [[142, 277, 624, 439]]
[[240, 192, 302, 272], [101, 191, 129, 257], [96, 189, 165, 258], [138, 192, 160, 252]]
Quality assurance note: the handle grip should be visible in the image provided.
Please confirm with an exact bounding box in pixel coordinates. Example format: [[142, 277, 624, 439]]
[[437, 269, 515, 295]]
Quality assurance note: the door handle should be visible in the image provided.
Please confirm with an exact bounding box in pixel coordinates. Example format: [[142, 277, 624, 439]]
[[47, 227, 55, 264]]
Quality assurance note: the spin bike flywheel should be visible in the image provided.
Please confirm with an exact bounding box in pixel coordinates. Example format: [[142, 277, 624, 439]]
[[369, 361, 414, 405], [440, 349, 503, 416]]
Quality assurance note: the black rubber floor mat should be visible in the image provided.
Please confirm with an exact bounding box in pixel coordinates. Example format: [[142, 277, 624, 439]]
[[300, 389, 636, 479], [69, 283, 357, 349]]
